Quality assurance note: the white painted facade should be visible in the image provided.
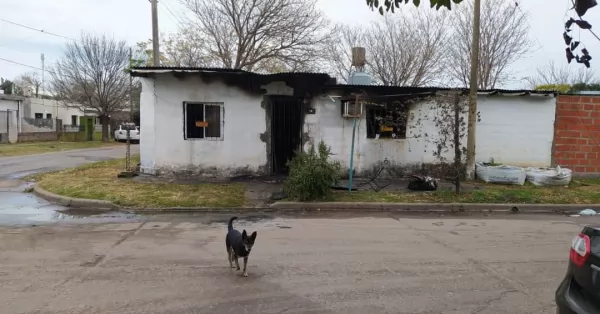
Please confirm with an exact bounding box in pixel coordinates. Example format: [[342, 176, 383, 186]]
[[138, 72, 556, 177], [0, 99, 20, 112], [306, 94, 556, 174], [27, 98, 85, 125], [139, 75, 267, 176]]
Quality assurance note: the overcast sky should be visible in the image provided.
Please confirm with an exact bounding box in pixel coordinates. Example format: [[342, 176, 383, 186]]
[[1, 0, 599, 89]]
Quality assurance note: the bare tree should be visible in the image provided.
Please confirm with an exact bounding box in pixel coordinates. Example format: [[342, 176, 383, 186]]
[[179, 0, 332, 72], [525, 61, 597, 87], [366, 10, 449, 86], [136, 29, 216, 67], [162, 29, 214, 67], [14, 72, 42, 97], [446, 0, 532, 89], [50, 33, 131, 142]]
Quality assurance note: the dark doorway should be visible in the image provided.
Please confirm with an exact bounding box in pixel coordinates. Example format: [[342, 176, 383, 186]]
[[270, 96, 304, 174]]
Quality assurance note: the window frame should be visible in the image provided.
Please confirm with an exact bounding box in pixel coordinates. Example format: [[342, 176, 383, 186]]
[[183, 101, 225, 141], [365, 103, 409, 140]]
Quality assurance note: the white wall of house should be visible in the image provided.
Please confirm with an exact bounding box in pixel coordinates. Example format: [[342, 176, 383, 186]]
[[306, 93, 556, 174], [475, 95, 556, 167], [304, 96, 437, 174], [140, 73, 556, 177], [27, 99, 84, 124], [0, 99, 22, 134], [0, 99, 20, 112], [139, 75, 267, 176]]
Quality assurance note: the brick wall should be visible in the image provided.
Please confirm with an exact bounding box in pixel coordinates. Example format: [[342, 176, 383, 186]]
[[553, 95, 600, 175], [17, 132, 58, 142]]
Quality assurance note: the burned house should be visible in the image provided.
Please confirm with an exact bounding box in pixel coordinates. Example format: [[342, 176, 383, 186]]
[[130, 67, 557, 178]]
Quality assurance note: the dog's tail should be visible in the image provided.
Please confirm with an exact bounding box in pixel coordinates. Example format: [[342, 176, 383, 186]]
[[228, 216, 238, 231]]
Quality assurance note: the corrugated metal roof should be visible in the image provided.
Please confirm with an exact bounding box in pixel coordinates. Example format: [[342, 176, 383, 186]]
[[326, 85, 557, 96], [130, 66, 329, 76], [130, 67, 556, 96]]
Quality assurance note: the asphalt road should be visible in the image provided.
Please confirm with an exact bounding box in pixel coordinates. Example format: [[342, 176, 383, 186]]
[[0, 145, 140, 225], [1, 213, 597, 314], [0, 145, 140, 179]]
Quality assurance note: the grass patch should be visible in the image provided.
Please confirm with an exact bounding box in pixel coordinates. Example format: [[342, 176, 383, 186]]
[[0, 141, 122, 157], [35, 156, 246, 208], [332, 179, 600, 205]]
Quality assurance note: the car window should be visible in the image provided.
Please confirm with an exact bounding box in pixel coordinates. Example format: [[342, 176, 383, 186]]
[[120, 125, 136, 131], [592, 236, 600, 255]]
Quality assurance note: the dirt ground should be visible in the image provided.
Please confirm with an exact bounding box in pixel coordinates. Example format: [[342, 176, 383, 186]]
[[0, 213, 595, 314]]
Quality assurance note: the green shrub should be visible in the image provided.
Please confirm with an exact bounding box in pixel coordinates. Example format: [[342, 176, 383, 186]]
[[284, 141, 341, 201]]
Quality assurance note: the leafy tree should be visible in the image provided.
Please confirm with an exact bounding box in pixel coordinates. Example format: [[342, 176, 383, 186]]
[[366, 0, 463, 14], [535, 84, 571, 93], [570, 82, 600, 92], [0, 78, 14, 94]]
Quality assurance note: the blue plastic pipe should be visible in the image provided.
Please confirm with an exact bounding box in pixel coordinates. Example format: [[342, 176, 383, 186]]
[[348, 116, 357, 191]]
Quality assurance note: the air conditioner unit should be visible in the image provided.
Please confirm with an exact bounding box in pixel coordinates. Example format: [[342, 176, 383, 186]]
[[342, 101, 364, 118]]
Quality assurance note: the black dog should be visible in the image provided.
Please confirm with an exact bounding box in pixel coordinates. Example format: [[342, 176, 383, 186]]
[[226, 217, 257, 277]]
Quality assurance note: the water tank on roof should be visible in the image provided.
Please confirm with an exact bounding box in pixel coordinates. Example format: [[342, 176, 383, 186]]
[[348, 71, 372, 85]]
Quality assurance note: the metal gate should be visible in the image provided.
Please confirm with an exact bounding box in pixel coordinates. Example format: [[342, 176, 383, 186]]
[[270, 96, 304, 174]]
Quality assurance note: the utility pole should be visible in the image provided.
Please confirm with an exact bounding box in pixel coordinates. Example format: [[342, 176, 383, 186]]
[[126, 48, 133, 172], [465, 0, 481, 180], [41, 53, 45, 103], [129, 48, 134, 123], [151, 0, 160, 66]]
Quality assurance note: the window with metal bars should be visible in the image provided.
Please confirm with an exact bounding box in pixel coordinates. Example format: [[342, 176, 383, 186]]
[[183, 102, 224, 140], [366, 103, 409, 139]]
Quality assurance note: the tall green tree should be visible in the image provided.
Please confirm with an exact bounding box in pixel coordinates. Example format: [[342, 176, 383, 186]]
[[0, 78, 14, 94]]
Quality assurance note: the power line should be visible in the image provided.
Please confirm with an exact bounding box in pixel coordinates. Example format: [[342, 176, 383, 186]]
[[0, 18, 77, 41], [0, 57, 53, 73], [159, 1, 181, 23]]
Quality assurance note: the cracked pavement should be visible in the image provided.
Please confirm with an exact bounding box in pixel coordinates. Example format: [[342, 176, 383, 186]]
[[1, 213, 597, 313]]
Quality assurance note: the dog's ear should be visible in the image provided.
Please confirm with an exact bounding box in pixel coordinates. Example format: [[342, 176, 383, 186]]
[[242, 230, 247, 240], [250, 231, 257, 241]]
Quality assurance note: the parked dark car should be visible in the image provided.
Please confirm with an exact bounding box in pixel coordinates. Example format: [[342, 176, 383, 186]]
[[555, 225, 600, 314]]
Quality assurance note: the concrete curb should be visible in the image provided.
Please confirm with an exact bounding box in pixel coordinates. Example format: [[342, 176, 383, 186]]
[[33, 185, 120, 210], [269, 202, 599, 215], [31, 185, 598, 215]]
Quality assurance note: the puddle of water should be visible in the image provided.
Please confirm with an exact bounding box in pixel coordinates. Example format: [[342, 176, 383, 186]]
[[3, 167, 61, 180], [0, 191, 141, 226]]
